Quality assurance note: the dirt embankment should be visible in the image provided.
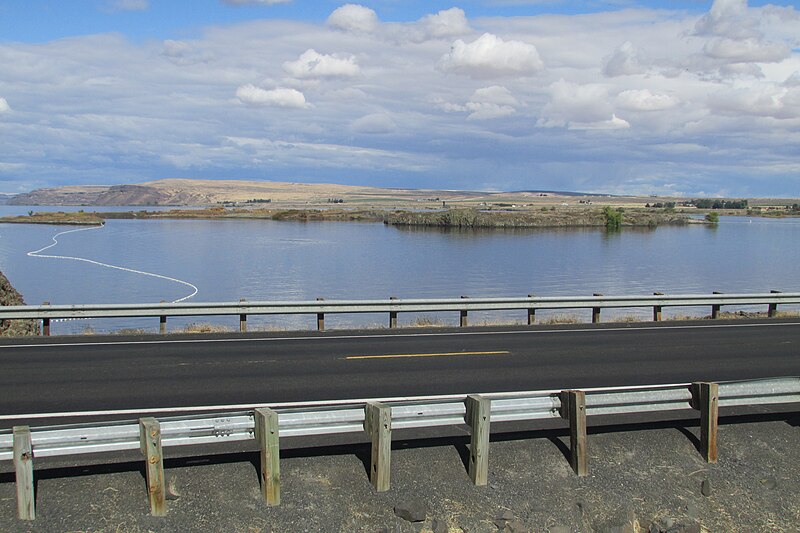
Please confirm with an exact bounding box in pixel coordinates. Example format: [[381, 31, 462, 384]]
[[0, 271, 38, 337]]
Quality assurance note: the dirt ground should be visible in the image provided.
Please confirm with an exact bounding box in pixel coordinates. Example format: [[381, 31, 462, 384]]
[[1, 409, 798, 533]]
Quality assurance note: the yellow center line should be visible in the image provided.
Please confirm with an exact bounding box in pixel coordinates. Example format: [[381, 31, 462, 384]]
[[345, 350, 510, 360]]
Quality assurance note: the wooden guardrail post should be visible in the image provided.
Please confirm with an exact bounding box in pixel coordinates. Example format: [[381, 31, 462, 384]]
[[139, 417, 167, 516], [653, 292, 664, 321], [159, 300, 167, 334], [316, 298, 325, 331], [769, 290, 781, 317], [560, 390, 588, 476], [13, 426, 35, 520], [254, 408, 280, 506], [691, 382, 719, 463], [41, 301, 50, 337], [711, 292, 722, 319], [460, 296, 468, 327], [239, 298, 247, 333], [465, 395, 490, 486], [592, 294, 602, 324], [527, 294, 536, 325], [364, 402, 391, 492], [389, 296, 398, 329]]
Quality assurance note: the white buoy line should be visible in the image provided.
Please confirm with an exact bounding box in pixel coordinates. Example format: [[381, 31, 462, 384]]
[[27, 223, 198, 304]]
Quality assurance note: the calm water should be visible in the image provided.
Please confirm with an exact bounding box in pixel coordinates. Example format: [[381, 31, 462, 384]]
[[0, 208, 798, 333]]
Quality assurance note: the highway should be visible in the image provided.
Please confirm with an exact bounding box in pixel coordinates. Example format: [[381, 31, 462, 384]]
[[0, 318, 798, 427]]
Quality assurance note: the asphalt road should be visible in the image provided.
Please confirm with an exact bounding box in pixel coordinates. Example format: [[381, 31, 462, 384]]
[[0, 318, 798, 426]]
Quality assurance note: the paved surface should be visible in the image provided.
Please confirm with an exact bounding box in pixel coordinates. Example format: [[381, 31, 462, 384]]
[[0, 319, 798, 427], [0, 410, 797, 532]]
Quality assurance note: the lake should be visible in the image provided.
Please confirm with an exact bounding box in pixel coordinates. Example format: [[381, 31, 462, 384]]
[[0, 207, 798, 334]]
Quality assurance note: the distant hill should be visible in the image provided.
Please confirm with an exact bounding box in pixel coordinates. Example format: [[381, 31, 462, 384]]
[[9, 179, 585, 207]]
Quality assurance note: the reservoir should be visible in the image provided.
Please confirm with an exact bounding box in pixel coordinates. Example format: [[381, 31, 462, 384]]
[[0, 207, 798, 333]]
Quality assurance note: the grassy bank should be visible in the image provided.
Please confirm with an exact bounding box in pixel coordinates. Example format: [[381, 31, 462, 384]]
[[0, 206, 694, 228]]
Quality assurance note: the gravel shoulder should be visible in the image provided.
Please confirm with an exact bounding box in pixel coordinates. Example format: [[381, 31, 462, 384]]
[[1, 409, 798, 532]]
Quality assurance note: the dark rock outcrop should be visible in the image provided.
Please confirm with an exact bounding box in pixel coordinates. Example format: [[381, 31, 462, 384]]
[[0, 271, 39, 337]]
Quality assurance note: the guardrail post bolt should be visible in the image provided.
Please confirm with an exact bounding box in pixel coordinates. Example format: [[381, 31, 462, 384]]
[[691, 382, 719, 463], [527, 294, 536, 326], [592, 294, 602, 324], [559, 390, 588, 476], [465, 395, 491, 486], [139, 417, 167, 516], [239, 298, 247, 333], [711, 292, 723, 319], [13, 426, 35, 520], [41, 301, 50, 337], [316, 298, 325, 331], [255, 408, 280, 506], [769, 290, 781, 317], [389, 296, 398, 329], [364, 402, 392, 492], [653, 292, 664, 322], [460, 296, 469, 327]]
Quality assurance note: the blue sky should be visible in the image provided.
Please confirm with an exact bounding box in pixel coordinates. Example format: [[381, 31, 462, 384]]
[[0, 1, 799, 196]]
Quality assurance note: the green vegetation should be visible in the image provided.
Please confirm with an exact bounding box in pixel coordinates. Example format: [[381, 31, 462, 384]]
[[0, 211, 104, 225], [705, 212, 720, 224], [602, 206, 623, 229], [690, 198, 748, 209]]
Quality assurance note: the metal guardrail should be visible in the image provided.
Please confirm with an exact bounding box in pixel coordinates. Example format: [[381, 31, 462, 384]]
[[2, 377, 798, 519], [0, 291, 798, 335]]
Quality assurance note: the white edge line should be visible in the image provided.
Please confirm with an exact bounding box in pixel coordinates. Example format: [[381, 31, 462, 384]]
[[0, 320, 798, 350], [0, 382, 691, 422]]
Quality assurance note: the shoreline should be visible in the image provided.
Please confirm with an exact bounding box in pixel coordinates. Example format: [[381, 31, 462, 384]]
[[0, 206, 701, 228]]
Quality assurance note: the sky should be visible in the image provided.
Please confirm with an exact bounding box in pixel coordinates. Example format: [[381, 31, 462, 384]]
[[0, 1, 798, 197]]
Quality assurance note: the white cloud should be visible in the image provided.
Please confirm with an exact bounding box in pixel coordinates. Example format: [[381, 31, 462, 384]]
[[786, 72, 800, 87], [0, 98, 10, 113], [539, 79, 614, 127], [221, 0, 292, 5], [465, 102, 516, 121], [471, 86, 518, 106], [709, 84, 800, 119], [616, 89, 678, 111], [417, 8, 470, 40], [283, 49, 360, 79], [235, 85, 310, 109], [568, 115, 631, 131], [604, 41, 646, 77], [327, 4, 378, 33], [351, 113, 396, 134], [106, 0, 149, 11], [703, 37, 790, 63], [438, 33, 544, 79], [695, 0, 758, 40]]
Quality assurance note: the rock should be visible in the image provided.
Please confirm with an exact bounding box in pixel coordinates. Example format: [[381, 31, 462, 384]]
[[701, 479, 712, 497], [394, 501, 427, 523], [165, 476, 181, 500], [497, 510, 515, 521], [761, 476, 778, 490], [549, 527, 572, 533], [503, 520, 528, 532], [431, 518, 448, 533]]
